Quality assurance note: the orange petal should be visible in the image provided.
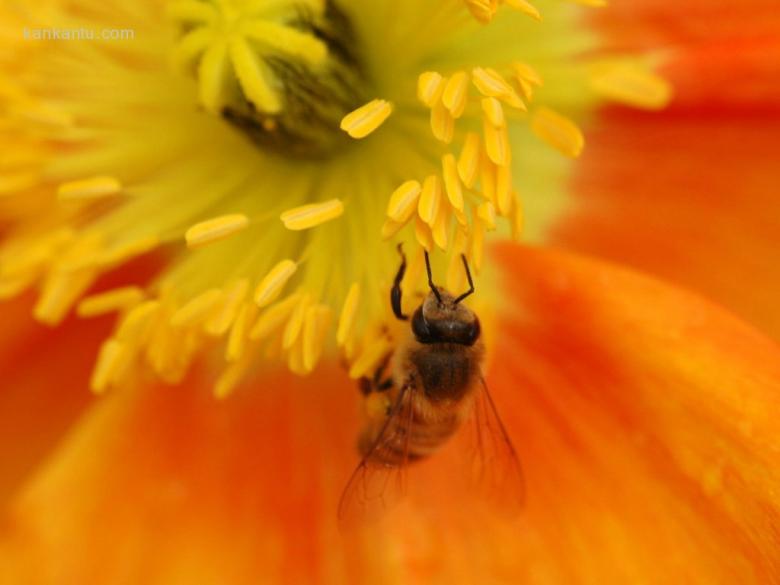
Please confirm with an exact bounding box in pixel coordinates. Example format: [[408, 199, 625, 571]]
[[559, 110, 780, 340], [3, 245, 780, 583]]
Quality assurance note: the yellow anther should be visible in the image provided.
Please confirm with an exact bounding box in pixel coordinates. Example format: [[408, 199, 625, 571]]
[[458, 132, 481, 188], [90, 338, 126, 394], [531, 106, 584, 158], [481, 97, 505, 127], [483, 118, 510, 166], [495, 164, 513, 216], [171, 289, 223, 328], [415, 216, 434, 252], [387, 180, 422, 223], [430, 102, 455, 144], [280, 199, 344, 231], [282, 294, 311, 349], [205, 279, 249, 336], [303, 305, 332, 372], [418, 175, 442, 227], [77, 286, 144, 318], [250, 293, 301, 341], [185, 214, 250, 249], [477, 201, 497, 230], [349, 337, 392, 379], [337, 283, 361, 346], [340, 99, 393, 139], [226, 302, 253, 362], [442, 154, 464, 213], [417, 72, 445, 107], [442, 71, 469, 118], [58, 176, 122, 200], [590, 63, 672, 110], [254, 259, 298, 308], [505, 0, 541, 20]]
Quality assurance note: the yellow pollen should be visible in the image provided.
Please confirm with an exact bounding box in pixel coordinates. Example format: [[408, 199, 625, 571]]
[[115, 301, 161, 343], [442, 154, 464, 213], [417, 72, 445, 107], [77, 287, 145, 318], [414, 216, 434, 252], [381, 218, 405, 241], [386, 180, 422, 224], [170, 289, 223, 328], [34, 269, 97, 326], [505, 0, 542, 20], [590, 62, 673, 110], [478, 201, 498, 230], [432, 206, 450, 250], [302, 305, 333, 372], [472, 68, 525, 110], [250, 293, 301, 341], [481, 97, 506, 127], [418, 175, 442, 227], [185, 214, 250, 249], [57, 176, 122, 201], [280, 199, 344, 231], [496, 165, 513, 216], [483, 118, 510, 166], [430, 102, 455, 144], [336, 282, 361, 347], [254, 259, 298, 308], [90, 339, 127, 394], [349, 336, 392, 379], [340, 99, 394, 139], [531, 106, 585, 158], [458, 132, 481, 188], [442, 71, 470, 119], [214, 356, 251, 400], [205, 279, 249, 337], [282, 294, 312, 350], [226, 302, 253, 362]]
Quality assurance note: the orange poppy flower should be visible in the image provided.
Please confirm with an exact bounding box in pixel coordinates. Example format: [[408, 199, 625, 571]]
[[1, 1, 779, 583]]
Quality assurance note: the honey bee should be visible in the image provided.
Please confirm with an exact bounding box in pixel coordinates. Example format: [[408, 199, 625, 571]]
[[339, 245, 524, 520]]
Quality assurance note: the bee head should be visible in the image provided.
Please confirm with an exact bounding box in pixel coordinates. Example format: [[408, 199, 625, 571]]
[[412, 289, 481, 346]]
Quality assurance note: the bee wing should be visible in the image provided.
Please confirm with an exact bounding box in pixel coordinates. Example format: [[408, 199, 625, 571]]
[[338, 382, 417, 525], [463, 376, 526, 511]]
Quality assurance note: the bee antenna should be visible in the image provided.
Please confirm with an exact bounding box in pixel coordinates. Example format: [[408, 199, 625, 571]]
[[453, 254, 475, 304], [424, 250, 443, 304]]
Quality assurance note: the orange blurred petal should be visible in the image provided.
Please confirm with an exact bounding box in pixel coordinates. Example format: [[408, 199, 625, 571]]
[[3, 245, 780, 583]]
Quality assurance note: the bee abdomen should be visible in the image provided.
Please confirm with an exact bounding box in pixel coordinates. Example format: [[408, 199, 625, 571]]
[[364, 404, 461, 466]]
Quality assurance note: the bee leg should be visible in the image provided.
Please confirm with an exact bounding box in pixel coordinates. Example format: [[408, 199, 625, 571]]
[[391, 243, 409, 321]]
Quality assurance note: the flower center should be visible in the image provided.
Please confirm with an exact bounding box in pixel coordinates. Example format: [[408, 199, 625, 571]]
[[0, 0, 671, 398], [171, 0, 367, 157]]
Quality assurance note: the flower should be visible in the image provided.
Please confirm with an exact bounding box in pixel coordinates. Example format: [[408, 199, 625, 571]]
[[1, 0, 780, 583]]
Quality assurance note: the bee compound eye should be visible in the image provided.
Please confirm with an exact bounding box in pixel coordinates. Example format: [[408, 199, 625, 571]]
[[411, 307, 434, 343]]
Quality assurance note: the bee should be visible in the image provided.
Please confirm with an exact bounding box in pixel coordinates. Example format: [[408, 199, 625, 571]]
[[339, 245, 524, 521]]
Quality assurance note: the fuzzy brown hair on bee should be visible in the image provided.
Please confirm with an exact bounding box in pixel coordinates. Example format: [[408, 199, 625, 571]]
[[339, 245, 524, 523]]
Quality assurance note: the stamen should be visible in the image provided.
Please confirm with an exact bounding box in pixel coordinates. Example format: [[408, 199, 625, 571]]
[[226, 302, 253, 362], [90, 339, 126, 394], [418, 175, 442, 227], [386, 180, 422, 224], [254, 259, 298, 308], [282, 294, 312, 349], [531, 107, 585, 158], [57, 176, 122, 200], [340, 99, 394, 139], [250, 293, 301, 341], [477, 201, 497, 230], [280, 199, 344, 231], [442, 71, 470, 119], [505, 0, 541, 20], [185, 214, 250, 249], [205, 279, 249, 337], [303, 305, 333, 372], [442, 154, 464, 213], [590, 62, 672, 110], [349, 337, 392, 379], [418, 72, 445, 107], [77, 287, 145, 318], [170, 289, 223, 328], [336, 283, 361, 346], [458, 132, 481, 188]]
